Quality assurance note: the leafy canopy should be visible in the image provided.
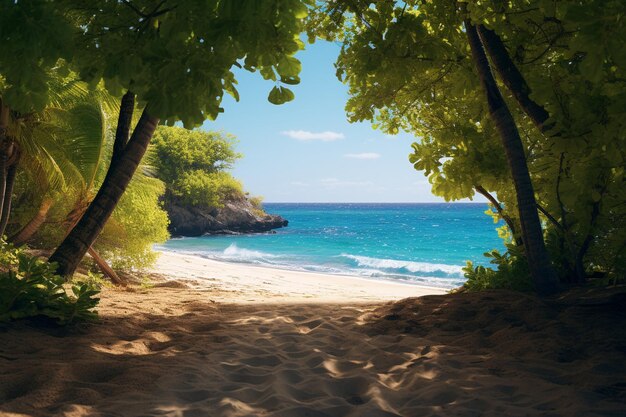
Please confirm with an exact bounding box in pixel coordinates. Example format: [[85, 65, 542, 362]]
[[67, 0, 312, 126], [0, 2, 75, 112]]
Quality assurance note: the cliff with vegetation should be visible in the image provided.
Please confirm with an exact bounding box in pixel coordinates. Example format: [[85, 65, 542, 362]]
[[166, 195, 287, 237], [151, 126, 287, 237]]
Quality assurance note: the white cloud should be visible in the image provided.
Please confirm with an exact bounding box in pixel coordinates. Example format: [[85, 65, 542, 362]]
[[344, 152, 381, 160], [290, 181, 309, 187], [281, 130, 345, 142]]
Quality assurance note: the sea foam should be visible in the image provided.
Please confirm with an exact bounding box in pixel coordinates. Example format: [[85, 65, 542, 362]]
[[341, 254, 464, 278], [221, 243, 278, 261]]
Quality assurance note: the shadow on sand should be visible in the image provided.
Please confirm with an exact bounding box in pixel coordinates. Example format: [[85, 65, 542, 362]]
[[1, 286, 625, 417]]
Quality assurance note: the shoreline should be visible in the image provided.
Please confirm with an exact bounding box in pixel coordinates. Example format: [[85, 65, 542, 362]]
[[152, 250, 448, 303]]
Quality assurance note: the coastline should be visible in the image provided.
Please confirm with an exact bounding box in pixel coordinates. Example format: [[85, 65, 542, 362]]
[[151, 250, 448, 303]]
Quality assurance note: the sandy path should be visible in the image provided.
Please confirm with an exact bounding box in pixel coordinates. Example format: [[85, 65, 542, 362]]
[[1, 253, 624, 416], [1, 285, 625, 417]]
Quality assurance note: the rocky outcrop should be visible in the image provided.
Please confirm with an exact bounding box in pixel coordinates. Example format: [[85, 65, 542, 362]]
[[165, 196, 288, 237]]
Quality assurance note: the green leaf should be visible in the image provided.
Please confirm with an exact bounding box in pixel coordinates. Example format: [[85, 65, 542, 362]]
[[280, 76, 301, 85], [268, 86, 295, 105], [276, 56, 302, 78]]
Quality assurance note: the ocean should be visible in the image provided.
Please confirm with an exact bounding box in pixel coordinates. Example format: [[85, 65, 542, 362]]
[[158, 203, 505, 289]]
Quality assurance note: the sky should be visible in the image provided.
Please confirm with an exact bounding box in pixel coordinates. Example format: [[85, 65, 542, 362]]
[[201, 41, 484, 203]]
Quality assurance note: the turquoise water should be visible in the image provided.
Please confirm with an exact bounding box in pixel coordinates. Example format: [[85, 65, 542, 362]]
[[159, 203, 505, 288]]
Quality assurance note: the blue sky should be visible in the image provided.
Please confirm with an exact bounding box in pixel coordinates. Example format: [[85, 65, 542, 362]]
[[202, 41, 483, 203]]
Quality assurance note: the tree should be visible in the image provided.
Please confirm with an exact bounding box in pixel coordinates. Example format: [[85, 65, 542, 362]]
[[464, 18, 558, 294], [310, 1, 556, 293], [465, 0, 626, 283], [311, 0, 625, 289], [151, 127, 241, 182], [151, 126, 244, 208], [0, 2, 77, 235], [2, 76, 111, 243], [45, 0, 312, 276]]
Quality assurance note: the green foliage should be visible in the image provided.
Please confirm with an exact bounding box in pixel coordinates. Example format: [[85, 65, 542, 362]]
[[64, 0, 312, 127], [6, 72, 111, 198], [463, 246, 533, 292], [97, 173, 170, 270], [172, 170, 243, 208], [0, 241, 99, 324], [313, 0, 626, 286], [72, 271, 111, 291], [0, 3, 75, 112], [152, 126, 246, 208], [249, 195, 266, 217], [7, 82, 169, 271], [249, 195, 264, 210], [152, 126, 241, 184], [0, 239, 21, 266]]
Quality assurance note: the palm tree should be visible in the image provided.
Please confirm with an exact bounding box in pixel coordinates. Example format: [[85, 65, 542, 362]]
[[2, 74, 131, 284], [464, 20, 560, 295], [7, 77, 110, 244]]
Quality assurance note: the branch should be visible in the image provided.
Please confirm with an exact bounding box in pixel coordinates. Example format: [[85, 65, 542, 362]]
[[474, 185, 522, 246], [536, 203, 564, 232]]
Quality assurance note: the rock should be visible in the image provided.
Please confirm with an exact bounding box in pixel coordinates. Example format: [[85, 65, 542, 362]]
[[165, 196, 288, 237]]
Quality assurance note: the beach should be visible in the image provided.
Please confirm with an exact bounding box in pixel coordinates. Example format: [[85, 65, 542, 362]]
[[151, 251, 448, 303], [1, 251, 624, 417]]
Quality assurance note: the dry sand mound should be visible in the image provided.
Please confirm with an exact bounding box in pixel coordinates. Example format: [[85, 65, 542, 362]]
[[1, 287, 625, 417]]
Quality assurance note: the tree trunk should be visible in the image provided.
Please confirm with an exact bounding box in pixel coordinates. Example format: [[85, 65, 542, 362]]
[[10, 197, 54, 246], [113, 91, 135, 161], [0, 162, 18, 236], [0, 101, 10, 225], [465, 21, 560, 295], [63, 206, 126, 286], [87, 246, 126, 286], [49, 107, 159, 277], [477, 25, 551, 133]]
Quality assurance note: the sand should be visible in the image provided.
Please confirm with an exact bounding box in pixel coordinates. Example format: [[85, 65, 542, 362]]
[[1, 252, 625, 417], [150, 251, 448, 303]]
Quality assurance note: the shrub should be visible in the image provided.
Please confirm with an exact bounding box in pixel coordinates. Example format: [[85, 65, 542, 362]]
[[172, 170, 244, 207], [96, 175, 170, 270], [152, 126, 246, 208], [151, 126, 241, 184], [0, 241, 100, 324], [463, 244, 533, 292], [249, 195, 264, 209], [248, 195, 266, 217]]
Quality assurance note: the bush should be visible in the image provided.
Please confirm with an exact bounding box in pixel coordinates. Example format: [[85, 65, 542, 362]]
[[172, 170, 244, 207], [249, 195, 264, 209], [249, 195, 266, 217], [0, 241, 100, 324], [151, 126, 246, 208], [96, 174, 170, 271], [151, 126, 241, 184], [463, 245, 533, 292]]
